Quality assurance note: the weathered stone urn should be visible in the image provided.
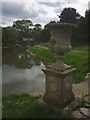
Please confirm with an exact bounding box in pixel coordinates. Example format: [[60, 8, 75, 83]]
[[42, 23, 77, 107]]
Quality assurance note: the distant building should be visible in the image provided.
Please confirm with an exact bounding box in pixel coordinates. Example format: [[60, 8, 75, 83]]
[[23, 37, 34, 46], [23, 37, 34, 41], [76, 16, 81, 20]]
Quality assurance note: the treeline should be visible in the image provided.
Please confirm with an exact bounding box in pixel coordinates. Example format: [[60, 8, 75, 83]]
[[41, 8, 89, 45], [2, 8, 89, 46], [71, 9, 89, 45], [2, 20, 42, 46]]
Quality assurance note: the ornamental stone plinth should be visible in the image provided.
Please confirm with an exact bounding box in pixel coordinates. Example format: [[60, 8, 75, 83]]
[[42, 67, 76, 107], [42, 23, 77, 107]]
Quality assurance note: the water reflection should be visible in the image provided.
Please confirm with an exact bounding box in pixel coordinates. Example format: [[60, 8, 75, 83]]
[[2, 47, 45, 95], [2, 47, 41, 69]]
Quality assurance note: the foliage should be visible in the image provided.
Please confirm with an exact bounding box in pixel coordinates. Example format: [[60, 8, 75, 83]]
[[40, 28, 51, 43], [34, 24, 42, 30], [32, 24, 42, 43], [58, 7, 80, 24], [28, 46, 88, 83], [84, 101, 90, 108], [44, 7, 88, 45], [2, 94, 72, 118], [71, 9, 88, 45], [2, 20, 42, 46], [78, 94, 90, 108], [13, 21, 42, 44], [13, 20, 33, 31], [85, 9, 90, 20], [85, 9, 90, 41], [2, 27, 19, 44], [13, 20, 33, 41]]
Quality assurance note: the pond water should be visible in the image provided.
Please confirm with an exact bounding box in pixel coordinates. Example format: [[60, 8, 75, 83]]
[[2, 47, 46, 96]]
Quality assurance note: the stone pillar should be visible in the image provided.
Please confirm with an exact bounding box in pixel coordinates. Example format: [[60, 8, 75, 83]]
[[42, 67, 76, 107]]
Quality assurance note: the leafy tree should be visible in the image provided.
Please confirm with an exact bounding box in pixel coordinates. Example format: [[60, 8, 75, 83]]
[[85, 9, 90, 44], [40, 28, 51, 43], [2, 27, 19, 44], [32, 24, 42, 43], [58, 7, 80, 24], [85, 9, 90, 20], [13, 20, 33, 41], [71, 12, 88, 45], [2, 28, 6, 43], [13, 20, 43, 44], [58, 7, 88, 45], [34, 24, 42, 30]]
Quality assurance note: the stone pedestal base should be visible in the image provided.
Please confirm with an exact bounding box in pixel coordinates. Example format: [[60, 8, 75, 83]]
[[42, 67, 76, 108]]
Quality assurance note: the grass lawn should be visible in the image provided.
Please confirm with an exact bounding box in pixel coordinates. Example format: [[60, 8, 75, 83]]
[[72, 44, 89, 52], [38, 43, 49, 47], [28, 46, 88, 83], [38, 43, 89, 52], [2, 94, 72, 118]]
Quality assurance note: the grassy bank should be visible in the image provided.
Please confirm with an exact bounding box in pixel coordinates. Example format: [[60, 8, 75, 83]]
[[28, 46, 88, 83], [2, 94, 72, 118]]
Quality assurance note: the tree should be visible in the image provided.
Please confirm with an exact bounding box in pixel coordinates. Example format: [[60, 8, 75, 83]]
[[34, 24, 42, 30], [2, 27, 6, 43], [13, 20, 33, 41], [58, 7, 80, 24], [32, 24, 42, 43], [85, 9, 90, 20], [85, 9, 90, 44], [40, 27, 51, 43], [71, 13, 88, 45], [2, 27, 19, 44]]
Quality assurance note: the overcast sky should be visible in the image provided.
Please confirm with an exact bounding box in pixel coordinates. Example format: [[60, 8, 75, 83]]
[[0, 0, 90, 28]]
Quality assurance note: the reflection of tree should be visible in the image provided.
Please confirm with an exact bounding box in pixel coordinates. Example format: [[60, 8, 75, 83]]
[[2, 47, 41, 69]]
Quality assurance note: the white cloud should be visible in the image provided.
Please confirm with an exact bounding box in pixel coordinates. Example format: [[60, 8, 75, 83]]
[[88, 1, 90, 9], [0, 0, 89, 28]]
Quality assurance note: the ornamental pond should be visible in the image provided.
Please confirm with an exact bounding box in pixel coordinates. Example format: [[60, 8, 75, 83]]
[[2, 47, 46, 96]]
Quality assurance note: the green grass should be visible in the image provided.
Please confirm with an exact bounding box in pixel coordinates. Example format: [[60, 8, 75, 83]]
[[28, 46, 56, 64], [72, 44, 89, 52], [28, 46, 88, 83], [38, 43, 89, 52], [64, 52, 88, 83], [2, 94, 72, 118], [38, 43, 49, 47]]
